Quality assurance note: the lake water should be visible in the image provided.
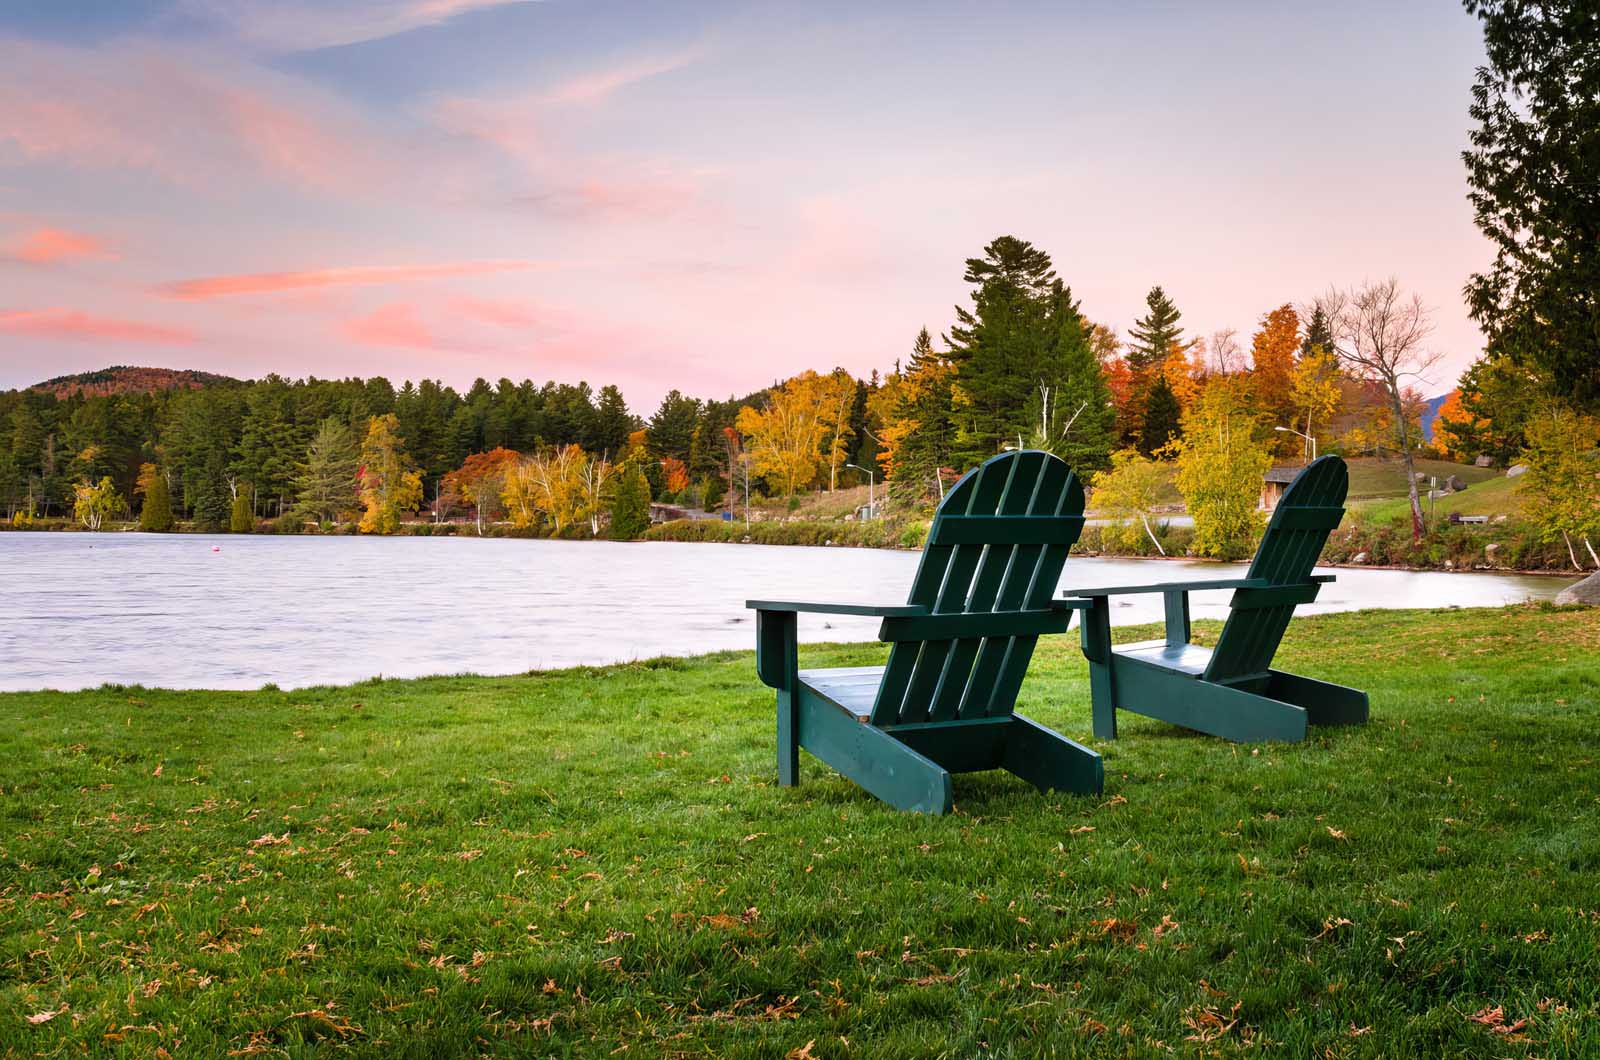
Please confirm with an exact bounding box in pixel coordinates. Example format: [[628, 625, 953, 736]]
[[0, 533, 1578, 692]]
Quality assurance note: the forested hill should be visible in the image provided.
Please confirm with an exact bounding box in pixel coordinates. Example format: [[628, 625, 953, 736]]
[[31, 366, 239, 399]]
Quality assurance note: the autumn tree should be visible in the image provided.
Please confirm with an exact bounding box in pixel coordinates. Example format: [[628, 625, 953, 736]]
[[1249, 305, 1300, 449], [293, 418, 360, 526], [73, 476, 123, 531], [735, 372, 831, 498], [502, 445, 587, 533], [442, 447, 518, 535], [877, 328, 957, 505], [1521, 406, 1600, 570], [576, 451, 614, 535], [1090, 449, 1172, 555], [817, 368, 858, 491], [1319, 279, 1442, 541], [357, 413, 423, 534], [1289, 346, 1342, 460], [1174, 380, 1271, 560], [135, 463, 174, 532]]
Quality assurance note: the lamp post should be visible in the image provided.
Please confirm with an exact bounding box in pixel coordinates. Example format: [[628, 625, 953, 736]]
[[845, 463, 875, 519], [1273, 425, 1317, 462]]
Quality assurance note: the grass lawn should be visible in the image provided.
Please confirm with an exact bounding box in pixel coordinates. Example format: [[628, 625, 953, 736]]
[[1353, 473, 1528, 526], [1343, 457, 1503, 503], [3, 607, 1598, 1057]]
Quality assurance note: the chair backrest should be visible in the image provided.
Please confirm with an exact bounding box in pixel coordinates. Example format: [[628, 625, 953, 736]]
[[1202, 455, 1348, 687], [869, 450, 1085, 726]]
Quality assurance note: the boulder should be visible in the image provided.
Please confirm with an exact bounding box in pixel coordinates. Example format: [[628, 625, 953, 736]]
[[1555, 570, 1600, 606], [1350, 551, 1369, 565], [1446, 474, 1467, 491], [1484, 542, 1500, 558], [1507, 464, 1529, 478], [1475, 454, 1496, 468]]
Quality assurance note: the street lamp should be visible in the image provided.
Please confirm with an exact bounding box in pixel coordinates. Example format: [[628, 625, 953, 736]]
[[845, 463, 875, 519], [1274, 426, 1317, 461]]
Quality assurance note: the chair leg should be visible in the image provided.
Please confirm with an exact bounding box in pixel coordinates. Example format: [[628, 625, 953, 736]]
[[776, 685, 799, 787], [1110, 658, 1309, 743], [1079, 596, 1118, 739], [1002, 713, 1103, 796], [796, 689, 952, 814], [1266, 670, 1369, 727]]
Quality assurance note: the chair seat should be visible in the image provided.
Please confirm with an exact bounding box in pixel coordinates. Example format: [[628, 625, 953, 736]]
[[1114, 639, 1212, 676], [799, 666, 885, 721]]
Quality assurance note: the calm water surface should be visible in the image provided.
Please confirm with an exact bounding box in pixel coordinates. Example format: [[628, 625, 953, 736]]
[[0, 533, 1578, 691]]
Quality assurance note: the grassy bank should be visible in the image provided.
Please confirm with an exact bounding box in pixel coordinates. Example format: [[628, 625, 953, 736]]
[[3, 607, 1598, 1057]]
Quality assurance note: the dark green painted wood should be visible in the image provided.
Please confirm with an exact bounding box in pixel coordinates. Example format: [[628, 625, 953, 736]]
[[1073, 456, 1366, 744], [927, 514, 1086, 546], [796, 687, 952, 813], [1228, 583, 1323, 610], [1162, 590, 1191, 647], [1001, 714, 1105, 795], [878, 608, 1070, 642], [746, 600, 927, 617], [1265, 669, 1370, 726], [745, 449, 1103, 813], [1110, 654, 1309, 742]]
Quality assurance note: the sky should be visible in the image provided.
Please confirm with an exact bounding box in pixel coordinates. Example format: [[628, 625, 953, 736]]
[[0, 0, 1492, 409]]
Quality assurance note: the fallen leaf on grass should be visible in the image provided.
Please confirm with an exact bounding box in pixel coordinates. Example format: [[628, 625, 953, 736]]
[[1326, 827, 1348, 840], [26, 1007, 67, 1025], [787, 1040, 816, 1060]]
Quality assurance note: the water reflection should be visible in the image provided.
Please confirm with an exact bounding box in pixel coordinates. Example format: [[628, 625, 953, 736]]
[[0, 534, 1577, 691]]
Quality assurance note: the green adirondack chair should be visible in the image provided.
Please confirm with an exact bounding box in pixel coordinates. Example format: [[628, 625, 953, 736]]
[[747, 450, 1103, 814], [1068, 455, 1369, 743]]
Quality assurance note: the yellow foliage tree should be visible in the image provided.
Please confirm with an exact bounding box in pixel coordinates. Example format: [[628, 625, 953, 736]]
[[502, 444, 589, 533], [1522, 406, 1600, 569], [1289, 346, 1342, 460], [735, 371, 832, 498], [357, 413, 423, 534], [1161, 340, 1204, 409], [1174, 380, 1271, 560], [1090, 449, 1172, 555], [73, 476, 123, 531]]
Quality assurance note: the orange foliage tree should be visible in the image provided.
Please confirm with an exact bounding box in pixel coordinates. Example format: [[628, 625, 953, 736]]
[[443, 447, 519, 535], [1249, 305, 1300, 451]]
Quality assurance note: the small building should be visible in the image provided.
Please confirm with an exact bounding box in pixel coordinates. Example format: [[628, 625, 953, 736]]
[[1260, 466, 1302, 511]]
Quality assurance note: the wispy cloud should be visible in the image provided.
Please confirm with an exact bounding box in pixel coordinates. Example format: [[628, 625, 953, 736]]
[[176, 0, 535, 52], [343, 302, 441, 350], [540, 49, 705, 106], [5, 226, 116, 264], [0, 309, 195, 345], [0, 37, 388, 193], [157, 260, 544, 300]]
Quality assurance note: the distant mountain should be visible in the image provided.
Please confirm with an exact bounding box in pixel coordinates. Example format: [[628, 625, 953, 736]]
[[30, 366, 240, 398], [1418, 393, 1451, 443]]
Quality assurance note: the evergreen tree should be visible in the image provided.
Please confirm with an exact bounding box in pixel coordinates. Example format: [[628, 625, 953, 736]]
[[1030, 281, 1117, 474], [945, 236, 1067, 463], [647, 390, 701, 463], [192, 449, 231, 531], [590, 384, 634, 457], [887, 327, 958, 503], [1126, 287, 1184, 370], [292, 418, 360, 525], [608, 463, 652, 540], [1464, 0, 1600, 410], [137, 465, 174, 532], [1300, 305, 1334, 358], [229, 483, 255, 532], [1139, 373, 1182, 455]]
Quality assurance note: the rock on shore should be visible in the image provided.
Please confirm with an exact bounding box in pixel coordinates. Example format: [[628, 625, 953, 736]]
[[1554, 570, 1600, 606]]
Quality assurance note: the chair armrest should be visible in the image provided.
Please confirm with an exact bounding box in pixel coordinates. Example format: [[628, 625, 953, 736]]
[[746, 599, 928, 617], [1050, 598, 1091, 612], [1059, 577, 1270, 599]]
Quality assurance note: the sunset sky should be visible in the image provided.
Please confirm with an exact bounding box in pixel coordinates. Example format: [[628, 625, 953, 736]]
[[1, 0, 1490, 408]]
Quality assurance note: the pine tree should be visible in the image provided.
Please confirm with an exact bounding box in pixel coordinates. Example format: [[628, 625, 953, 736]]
[[230, 483, 255, 532], [1126, 287, 1184, 370], [136, 464, 174, 532], [292, 418, 360, 525], [885, 328, 958, 504], [1464, 0, 1600, 410], [1030, 282, 1117, 474], [647, 391, 701, 463], [1300, 305, 1334, 358], [608, 463, 652, 540], [1139, 373, 1182, 455]]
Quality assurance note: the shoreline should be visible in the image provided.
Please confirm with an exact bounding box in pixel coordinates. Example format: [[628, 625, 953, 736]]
[[0, 519, 1583, 578]]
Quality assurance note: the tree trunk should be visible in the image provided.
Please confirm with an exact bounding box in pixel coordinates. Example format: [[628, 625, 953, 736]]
[[1388, 386, 1424, 542]]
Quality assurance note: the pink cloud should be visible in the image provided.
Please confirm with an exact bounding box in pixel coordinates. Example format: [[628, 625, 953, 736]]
[[157, 260, 542, 300], [451, 296, 541, 329], [541, 49, 705, 106], [6, 226, 116, 264], [0, 309, 195, 345], [344, 302, 440, 350]]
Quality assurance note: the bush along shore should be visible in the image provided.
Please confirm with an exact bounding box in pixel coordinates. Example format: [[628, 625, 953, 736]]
[[4, 511, 1586, 574]]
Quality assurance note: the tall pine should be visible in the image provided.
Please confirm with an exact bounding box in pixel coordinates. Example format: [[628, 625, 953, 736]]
[[1126, 287, 1184, 370]]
